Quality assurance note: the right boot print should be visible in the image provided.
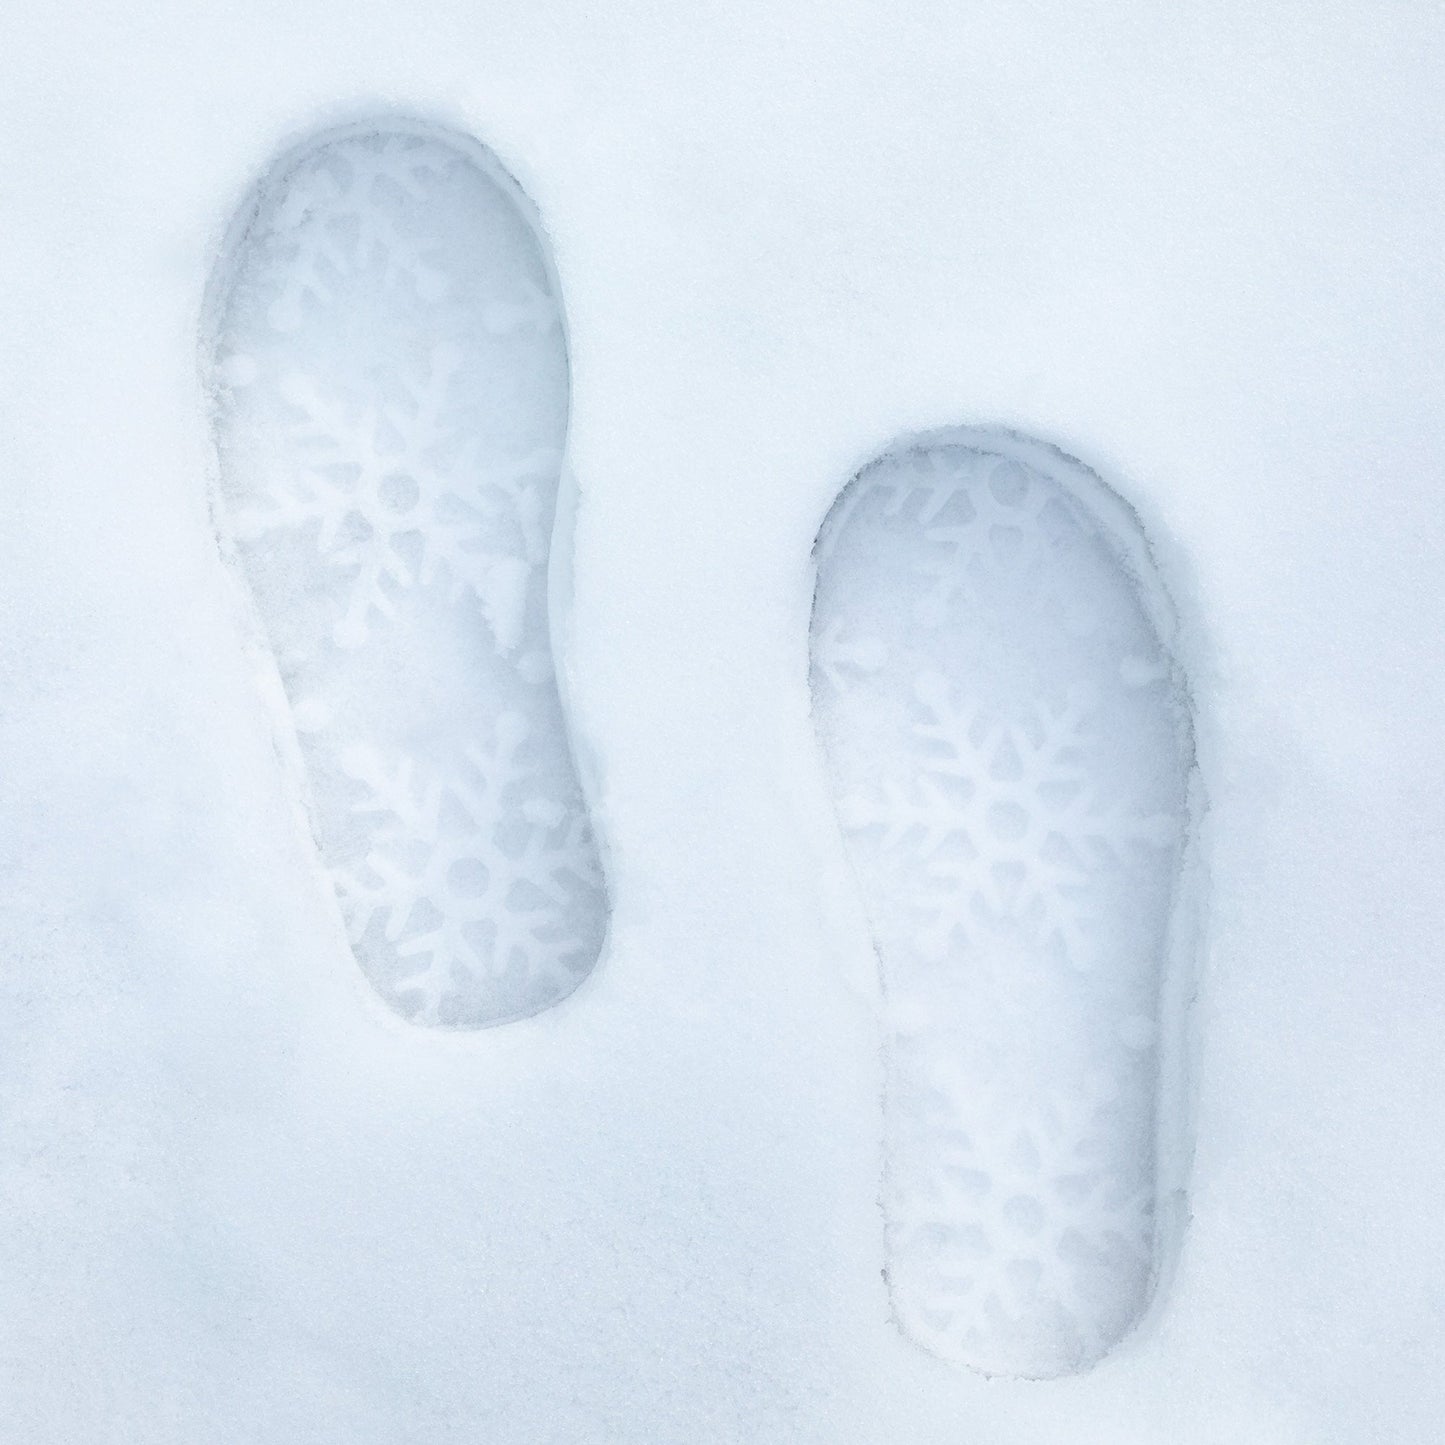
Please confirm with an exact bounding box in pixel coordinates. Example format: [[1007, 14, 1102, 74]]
[[811, 429, 1195, 1378]]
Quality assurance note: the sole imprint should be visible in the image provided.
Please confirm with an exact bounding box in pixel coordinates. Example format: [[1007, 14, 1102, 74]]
[[811, 429, 1194, 1378], [204, 120, 606, 1028]]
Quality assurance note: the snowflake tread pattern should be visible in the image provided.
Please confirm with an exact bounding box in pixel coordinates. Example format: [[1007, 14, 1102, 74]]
[[209, 125, 605, 1028], [812, 439, 1190, 1377]]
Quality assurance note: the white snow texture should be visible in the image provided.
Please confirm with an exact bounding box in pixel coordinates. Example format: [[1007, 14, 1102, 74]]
[[2, 3, 1443, 1443]]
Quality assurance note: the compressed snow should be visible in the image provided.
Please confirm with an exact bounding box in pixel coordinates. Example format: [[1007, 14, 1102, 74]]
[[811, 432, 1194, 1377], [207, 121, 605, 1028], [0, 2, 1442, 1442]]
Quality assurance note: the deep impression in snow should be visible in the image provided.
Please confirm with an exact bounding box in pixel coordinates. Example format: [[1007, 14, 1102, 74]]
[[811, 431, 1197, 1377], [205, 120, 607, 1028]]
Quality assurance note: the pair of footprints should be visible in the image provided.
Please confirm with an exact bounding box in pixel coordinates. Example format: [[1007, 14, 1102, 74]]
[[206, 118, 1197, 1382]]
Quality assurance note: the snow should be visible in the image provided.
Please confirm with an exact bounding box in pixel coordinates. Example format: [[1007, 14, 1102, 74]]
[[208, 123, 605, 1028], [811, 434, 1194, 1378], [1, 1, 1443, 1441]]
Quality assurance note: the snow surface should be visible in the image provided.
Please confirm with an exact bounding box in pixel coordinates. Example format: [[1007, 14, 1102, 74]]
[[2, 2, 1444, 1442]]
